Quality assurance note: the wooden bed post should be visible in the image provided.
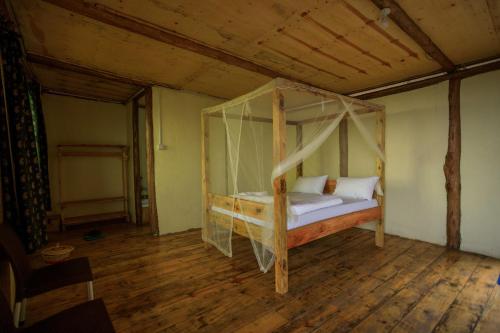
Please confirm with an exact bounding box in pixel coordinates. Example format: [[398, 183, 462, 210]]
[[444, 78, 461, 249], [375, 109, 385, 247], [273, 88, 288, 294], [339, 118, 348, 177], [296, 124, 303, 178], [201, 112, 210, 247]]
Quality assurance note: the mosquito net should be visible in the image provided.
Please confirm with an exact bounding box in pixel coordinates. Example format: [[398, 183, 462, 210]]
[[202, 78, 384, 272]]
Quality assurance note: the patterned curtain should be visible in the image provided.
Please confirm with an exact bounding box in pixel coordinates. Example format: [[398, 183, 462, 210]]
[[0, 17, 48, 252], [28, 81, 51, 211]]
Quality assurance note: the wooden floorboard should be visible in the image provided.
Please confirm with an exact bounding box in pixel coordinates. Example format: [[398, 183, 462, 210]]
[[24, 224, 500, 333]]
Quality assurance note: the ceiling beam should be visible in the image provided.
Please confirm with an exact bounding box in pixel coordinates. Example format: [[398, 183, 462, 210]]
[[351, 58, 500, 100], [42, 88, 124, 104], [28, 52, 146, 88], [125, 88, 146, 105], [41, 0, 293, 80], [371, 0, 455, 72], [28, 52, 228, 100]]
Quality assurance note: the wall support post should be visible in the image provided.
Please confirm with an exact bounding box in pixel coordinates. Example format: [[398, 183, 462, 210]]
[[444, 78, 461, 249], [145, 87, 159, 235]]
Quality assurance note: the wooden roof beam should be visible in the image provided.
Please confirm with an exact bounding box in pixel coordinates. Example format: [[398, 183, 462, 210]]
[[371, 0, 455, 72], [350, 58, 500, 100], [41, 0, 294, 80], [42, 88, 124, 104], [28, 52, 147, 88]]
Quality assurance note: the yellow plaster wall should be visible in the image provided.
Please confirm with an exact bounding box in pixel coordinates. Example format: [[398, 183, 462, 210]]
[[151, 87, 222, 234]]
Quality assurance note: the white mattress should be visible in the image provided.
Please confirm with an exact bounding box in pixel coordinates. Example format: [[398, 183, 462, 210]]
[[288, 197, 378, 229], [211, 197, 378, 230]]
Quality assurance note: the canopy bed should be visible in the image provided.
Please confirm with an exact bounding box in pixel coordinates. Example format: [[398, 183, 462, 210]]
[[201, 78, 385, 294]]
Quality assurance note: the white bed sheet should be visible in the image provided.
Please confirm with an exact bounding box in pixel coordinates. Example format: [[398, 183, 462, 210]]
[[211, 196, 378, 230], [232, 192, 343, 215]]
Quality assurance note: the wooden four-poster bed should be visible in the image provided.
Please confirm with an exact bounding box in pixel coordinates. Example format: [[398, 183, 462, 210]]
[[201, 78, 385, 294]]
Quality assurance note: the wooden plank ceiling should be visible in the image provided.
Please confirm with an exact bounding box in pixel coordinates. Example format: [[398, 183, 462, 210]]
[[10, 0, 500, 103]]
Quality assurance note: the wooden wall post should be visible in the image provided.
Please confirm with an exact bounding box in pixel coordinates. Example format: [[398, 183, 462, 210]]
[[201, 112, 210, 246], [296, 124, 303, 178], [339, 118, 348, 177], [132, 98, 142, 225], [145, 87, 159, 235], [375, 109, 386, 247], [444, 78, 461, 249], [122, 146, 130, 222], [273, 89, 288, 294]]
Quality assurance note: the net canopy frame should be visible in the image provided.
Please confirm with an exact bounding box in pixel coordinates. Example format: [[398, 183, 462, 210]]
[[201, 78, 385, 294]]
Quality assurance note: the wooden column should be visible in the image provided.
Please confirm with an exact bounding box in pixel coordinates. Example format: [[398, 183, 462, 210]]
[[339, 118, 348, 177], [132, 99, 142, 225], [273, 89, 288, 294], [444, 78, 461, 249], [121, 146, 130, 222], [201, 112, 210, 246], [296, 124, 303, 178], [375, 109, 386, 247], [144, 88, 159, 235]]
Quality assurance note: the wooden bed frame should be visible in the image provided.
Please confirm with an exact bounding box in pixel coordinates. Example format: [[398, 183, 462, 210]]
[[201, 78, 385, 294], [207, 180, 381, 250]]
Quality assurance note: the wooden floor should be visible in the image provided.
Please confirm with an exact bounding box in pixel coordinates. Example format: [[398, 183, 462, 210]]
[[26, 224, 500, 333]]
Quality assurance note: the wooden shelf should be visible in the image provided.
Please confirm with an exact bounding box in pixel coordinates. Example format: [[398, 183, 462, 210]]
[[63, 211, 129, 226], [61, 196, 126, 208], [57, 144, 127, 149], [59, 151, 124, 158], [57, 143, 130, 228]]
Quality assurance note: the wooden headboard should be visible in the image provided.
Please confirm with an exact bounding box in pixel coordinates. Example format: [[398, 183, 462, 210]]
[[324, 179, 337, 194]]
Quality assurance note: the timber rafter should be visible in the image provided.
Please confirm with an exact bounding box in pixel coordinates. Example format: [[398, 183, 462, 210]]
[[370, 0, 455, 72], [41, 0, 300, 82], [350, 58, 500, 100]]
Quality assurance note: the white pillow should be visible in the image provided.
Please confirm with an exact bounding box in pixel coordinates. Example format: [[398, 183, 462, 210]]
[[334, 176, 379, 200], [292, 175, 328, 194]]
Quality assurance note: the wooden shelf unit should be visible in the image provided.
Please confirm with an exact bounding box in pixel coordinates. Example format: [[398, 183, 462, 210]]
[[57, 144, 130, 228], [63, 211, 129, 226]]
